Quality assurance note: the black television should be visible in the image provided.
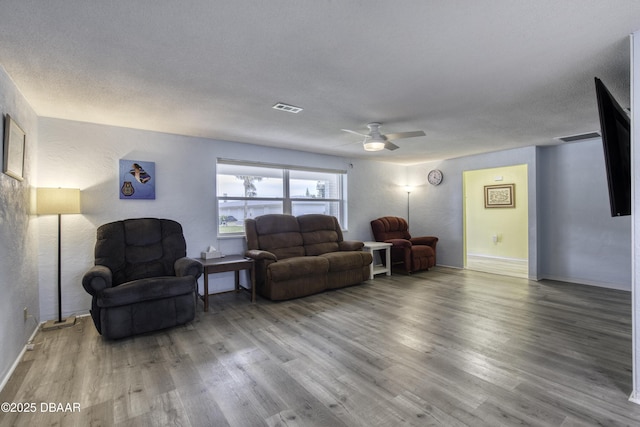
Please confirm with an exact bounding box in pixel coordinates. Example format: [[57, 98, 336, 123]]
[[595, 77, 631, 217]]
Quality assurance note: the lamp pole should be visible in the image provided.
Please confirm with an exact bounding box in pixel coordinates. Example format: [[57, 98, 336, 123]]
[[56, 213, 62, 323], [405, 186, 413, 225]]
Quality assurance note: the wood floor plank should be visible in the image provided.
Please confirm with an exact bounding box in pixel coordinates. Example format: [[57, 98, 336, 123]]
[[2, 266, 640, 426]]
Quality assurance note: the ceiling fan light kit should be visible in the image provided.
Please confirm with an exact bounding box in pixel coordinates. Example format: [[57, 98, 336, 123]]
[[342, 122, 426, 152], [363, 140, 386, 151]]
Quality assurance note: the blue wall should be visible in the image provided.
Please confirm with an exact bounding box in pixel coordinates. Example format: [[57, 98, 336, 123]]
[[538, 140, 631, 289], [408, 146, 540, 278], [407, 142, 631, 290]]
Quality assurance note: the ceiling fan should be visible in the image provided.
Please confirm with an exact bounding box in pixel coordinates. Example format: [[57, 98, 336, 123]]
[[341, 122, 425, 151]]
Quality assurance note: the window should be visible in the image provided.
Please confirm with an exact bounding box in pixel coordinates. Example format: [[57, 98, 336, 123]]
[[217, 159, 347, 236]]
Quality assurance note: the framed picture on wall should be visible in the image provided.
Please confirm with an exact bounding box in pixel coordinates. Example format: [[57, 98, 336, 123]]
[[484, 183, 515, 208], [119, 159, 155, 199], [3, 114, 26, 181]]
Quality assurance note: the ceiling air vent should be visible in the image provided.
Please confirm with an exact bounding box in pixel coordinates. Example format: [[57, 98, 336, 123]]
[[555, 132, 600, 143], [272, 103, 303, 114]]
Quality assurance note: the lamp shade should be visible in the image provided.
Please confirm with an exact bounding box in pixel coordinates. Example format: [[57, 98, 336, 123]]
[[36, 188, 81, 215]]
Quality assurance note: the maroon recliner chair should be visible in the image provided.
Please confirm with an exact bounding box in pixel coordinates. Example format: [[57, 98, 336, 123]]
[[370, 216, 438, 273]]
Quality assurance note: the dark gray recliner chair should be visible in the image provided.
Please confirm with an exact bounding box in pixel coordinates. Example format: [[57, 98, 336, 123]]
[[82, 218, 203, 339]]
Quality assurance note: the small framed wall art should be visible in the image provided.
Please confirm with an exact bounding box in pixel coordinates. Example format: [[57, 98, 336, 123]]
[[119, 159, 155, 199], [3, 114, 26, 181], [484, 183, 515, 208]]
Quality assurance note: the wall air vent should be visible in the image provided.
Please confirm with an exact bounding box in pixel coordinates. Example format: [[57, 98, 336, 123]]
[[272, 103, 303, 114], [554, 131, 601, 143]]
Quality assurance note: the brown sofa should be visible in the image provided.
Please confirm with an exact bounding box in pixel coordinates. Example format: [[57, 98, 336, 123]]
[[244, 214, 373, 300]]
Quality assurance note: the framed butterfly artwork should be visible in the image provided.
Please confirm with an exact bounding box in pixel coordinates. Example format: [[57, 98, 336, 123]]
[[119, 159, 155, 200]]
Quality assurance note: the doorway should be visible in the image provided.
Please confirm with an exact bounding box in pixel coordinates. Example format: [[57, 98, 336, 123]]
[[463, 164, 529, 278]]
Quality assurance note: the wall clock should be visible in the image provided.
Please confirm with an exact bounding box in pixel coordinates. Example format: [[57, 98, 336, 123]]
[[428, 169, 443, 186]]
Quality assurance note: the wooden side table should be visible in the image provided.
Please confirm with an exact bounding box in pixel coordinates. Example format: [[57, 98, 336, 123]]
[[363, 241, 393, 280], [197, 255, 255, 311]]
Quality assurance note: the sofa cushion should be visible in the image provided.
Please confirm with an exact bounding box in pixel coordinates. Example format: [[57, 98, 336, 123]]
[[258, 233, 305, 259], [124, 218, 162, 245], [96, 218, 187, 285], [254, 214, 305, 259], [320, 251, 372, 272], [299, 214, 342, 255], [255, 214, 300, 234], [123, 260, 166, 282], [298, 214, 340, 233], [371, 216, 412, 241], [268, 256, 329, 282], [304, 237, 340, 256]]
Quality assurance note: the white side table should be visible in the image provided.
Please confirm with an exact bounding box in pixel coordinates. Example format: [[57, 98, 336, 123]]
[[363, 241, 393, 280]]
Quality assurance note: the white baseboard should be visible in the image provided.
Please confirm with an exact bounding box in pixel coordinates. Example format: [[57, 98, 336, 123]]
[[466, 253, 529, 279], [0, 324, 40, 393], [466, 253, 526, 262]]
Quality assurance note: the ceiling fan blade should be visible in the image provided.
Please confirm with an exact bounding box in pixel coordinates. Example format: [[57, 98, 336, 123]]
[[384, 141, 400, 151], [384, 130, 425, 140], [341, 129, 369, 138]]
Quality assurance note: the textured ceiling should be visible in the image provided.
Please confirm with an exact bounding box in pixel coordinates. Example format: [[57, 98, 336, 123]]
[[1, 1, 639, 164]]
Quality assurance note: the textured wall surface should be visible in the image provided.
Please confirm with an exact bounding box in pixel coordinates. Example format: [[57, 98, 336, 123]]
[[0, 66, 39, 387]]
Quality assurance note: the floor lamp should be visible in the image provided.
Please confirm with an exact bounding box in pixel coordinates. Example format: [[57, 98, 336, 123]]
[[37, 187, 81, 330], [404, 186, 413, 225]]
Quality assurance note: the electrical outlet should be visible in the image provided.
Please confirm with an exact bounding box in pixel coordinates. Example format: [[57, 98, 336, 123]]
[[23, 307, 28, 321]]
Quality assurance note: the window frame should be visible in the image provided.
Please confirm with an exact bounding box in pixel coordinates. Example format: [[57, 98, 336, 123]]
[[216, 159, 347, 237]]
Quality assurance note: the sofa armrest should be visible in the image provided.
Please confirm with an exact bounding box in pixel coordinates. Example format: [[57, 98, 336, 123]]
[[98, 276, 195, 308], [82, 265, 113, 296], [410, 236, 439, 247], [245, 249, 278, 261], [386, 238, 412, 248], [339, 240, 364, 251], [175, 257, 204, 279]]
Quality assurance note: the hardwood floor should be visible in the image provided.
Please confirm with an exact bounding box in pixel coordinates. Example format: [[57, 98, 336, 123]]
[[2, 267, 640, 426]]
